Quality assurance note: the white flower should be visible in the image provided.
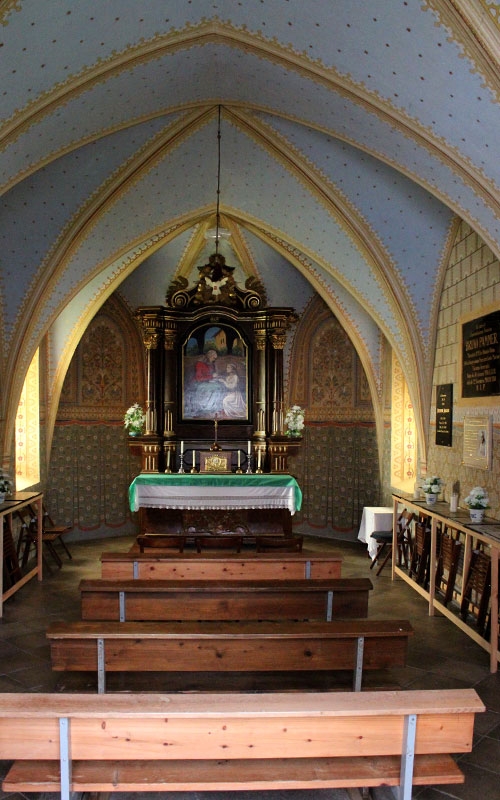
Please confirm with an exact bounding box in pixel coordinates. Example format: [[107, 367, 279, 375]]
[[463, 486, 490, 509], [0, 472, 13, 494], [124, 403, 146, 431], [284, 405, 305, 434], [421, 475, 443, 494]]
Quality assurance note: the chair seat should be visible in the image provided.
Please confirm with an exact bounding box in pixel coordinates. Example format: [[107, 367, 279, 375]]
[[370, 530, 392, 543]]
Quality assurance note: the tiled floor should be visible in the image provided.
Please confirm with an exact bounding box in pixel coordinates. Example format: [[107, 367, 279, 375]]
[[0, 534, 499, 799]]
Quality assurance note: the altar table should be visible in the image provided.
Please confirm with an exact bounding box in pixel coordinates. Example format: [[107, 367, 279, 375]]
[[357, 506, 393, 559], [129, 473, 302, 514]]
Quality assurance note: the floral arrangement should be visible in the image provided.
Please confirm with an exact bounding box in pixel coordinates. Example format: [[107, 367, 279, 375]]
[[463, 486, 490, 509], [123, 403, 146, 434], [421, 475, 443, 495], [284, 405, 305, 436], [0, 471, 13, 495]]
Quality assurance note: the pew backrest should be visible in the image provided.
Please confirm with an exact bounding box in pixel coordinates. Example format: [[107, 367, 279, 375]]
[[79, 577, 372, 621]]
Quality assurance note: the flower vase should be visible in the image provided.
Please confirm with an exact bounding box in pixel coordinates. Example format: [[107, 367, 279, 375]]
[[425, 493, 437, 506], [0, 492, 5, 504], [469, 509, 485, 524], [128, 429, 142, 437], [286, 430, 301, 438]]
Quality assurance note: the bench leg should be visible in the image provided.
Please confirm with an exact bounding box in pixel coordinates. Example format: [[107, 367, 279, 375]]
[[353, 636, 364, 692], [397, 713, 416, 800], [59, 717, 71, 800], [97, 638, 106, 694]]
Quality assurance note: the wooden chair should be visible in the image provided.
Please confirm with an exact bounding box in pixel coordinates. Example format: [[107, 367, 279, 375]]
[[256, 535, 304, 552], [195, 535, 243, 552], [460, 548, 491, 636], [38, 504, 72, 560], [137, 535, 186, 553], [370, 509, 414, 576], [435, 529, 462, 607], [15, 507, 63, 572], [408, 521, 431, 587]]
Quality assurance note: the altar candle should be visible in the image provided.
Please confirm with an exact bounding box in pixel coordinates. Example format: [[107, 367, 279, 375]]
[[237, 450, 241, 468], [257, 450, 261, 469], [247, 440, 251, 456], [166, 449, 170, 469], [192, 451, 196, 468], [180, 441, 184, 455]]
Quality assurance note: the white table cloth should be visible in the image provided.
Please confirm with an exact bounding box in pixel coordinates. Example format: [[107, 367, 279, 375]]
[[358, 506, 394, 559]]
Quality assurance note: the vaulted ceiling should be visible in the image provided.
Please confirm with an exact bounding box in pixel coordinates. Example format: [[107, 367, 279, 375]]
[[1, 0, 500, 457]]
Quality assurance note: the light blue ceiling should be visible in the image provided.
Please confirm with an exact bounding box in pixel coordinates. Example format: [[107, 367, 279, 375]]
[[1, 0, 499, 442]]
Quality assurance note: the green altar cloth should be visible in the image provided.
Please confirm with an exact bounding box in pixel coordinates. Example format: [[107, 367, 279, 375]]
[[129, 473, 302, 514]]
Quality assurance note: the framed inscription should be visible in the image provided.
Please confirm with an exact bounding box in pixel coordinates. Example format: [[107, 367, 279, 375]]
[[463, 415, 491, 470], [461, 309, 500, 399], [436, 384, 453, 446]]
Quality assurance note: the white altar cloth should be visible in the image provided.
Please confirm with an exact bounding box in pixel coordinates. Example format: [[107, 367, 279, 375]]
[[357, 506, 394, 559]]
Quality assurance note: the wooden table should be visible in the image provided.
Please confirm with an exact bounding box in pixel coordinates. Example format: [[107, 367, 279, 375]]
[[392, 493, 500, 672], [1, 492, 43, 617]]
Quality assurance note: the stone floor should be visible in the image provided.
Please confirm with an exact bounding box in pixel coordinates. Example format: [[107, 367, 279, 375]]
[[0, 533, 499, 799]]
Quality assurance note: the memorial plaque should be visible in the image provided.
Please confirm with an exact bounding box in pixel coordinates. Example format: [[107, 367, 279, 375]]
[[436, 384, 452, 446], [461, 310, 500, 398]]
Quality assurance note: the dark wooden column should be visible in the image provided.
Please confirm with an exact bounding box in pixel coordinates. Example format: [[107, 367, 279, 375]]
[[135, 308, 164, 472], [253, 320, 267, 438]]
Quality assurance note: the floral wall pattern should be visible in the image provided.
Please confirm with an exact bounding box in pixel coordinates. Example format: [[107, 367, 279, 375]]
[[47, 295, 144, 538], [288, 297, 380, 539]]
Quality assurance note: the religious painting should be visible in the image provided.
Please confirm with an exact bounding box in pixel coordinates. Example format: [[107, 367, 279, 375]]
[[182, 323, 249, 421]]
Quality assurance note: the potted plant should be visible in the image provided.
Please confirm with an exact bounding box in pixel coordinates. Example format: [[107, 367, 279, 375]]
[[124, 403, 146, 436], [284, 405, 305, 438], [421, 475, 443, 505], [463, 486, 490, 523], [0, 471, 13, 503]]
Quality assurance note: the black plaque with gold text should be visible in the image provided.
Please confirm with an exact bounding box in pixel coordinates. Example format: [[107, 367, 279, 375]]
[[462, 310, 500, 398], [436, 384, 453, 446]]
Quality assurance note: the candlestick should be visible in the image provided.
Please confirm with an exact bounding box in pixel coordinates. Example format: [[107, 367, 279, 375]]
[[193, 451, 196, 467]]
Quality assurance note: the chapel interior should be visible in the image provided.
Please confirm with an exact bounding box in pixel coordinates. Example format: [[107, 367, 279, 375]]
[[1, 2, 500, 799]]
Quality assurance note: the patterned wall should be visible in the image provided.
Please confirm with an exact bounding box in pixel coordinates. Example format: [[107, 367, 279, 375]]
[[46, 295, 144, 537], [288, 297, 380, 539], [427, 221, 500, 517]]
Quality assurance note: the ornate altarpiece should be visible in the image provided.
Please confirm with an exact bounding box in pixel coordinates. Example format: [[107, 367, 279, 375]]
[[133, 254, 299, 474]]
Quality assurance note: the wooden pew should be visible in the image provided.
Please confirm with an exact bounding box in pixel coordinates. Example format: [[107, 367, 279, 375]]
[[79, 577, 372, 621], [47, 618, 413, 693], [100, 549, 343, 580], [0, 689, 484, 800]]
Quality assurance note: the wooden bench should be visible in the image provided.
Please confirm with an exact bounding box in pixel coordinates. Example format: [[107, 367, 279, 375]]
[[0, 689, 484, 800], [47, 618, 413, 693], [100, 549, 343, 580], [79, 577, 372, 621]]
